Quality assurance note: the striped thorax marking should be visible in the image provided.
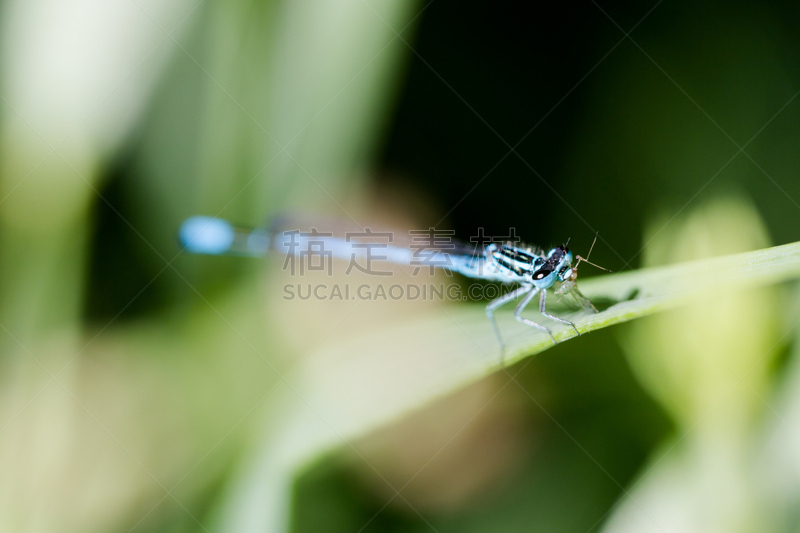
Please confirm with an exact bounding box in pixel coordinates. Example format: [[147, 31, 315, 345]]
[[486, 243, 543, 281]]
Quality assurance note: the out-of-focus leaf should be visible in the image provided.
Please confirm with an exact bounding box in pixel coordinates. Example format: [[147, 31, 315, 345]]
[[600, 197, 778, 533]]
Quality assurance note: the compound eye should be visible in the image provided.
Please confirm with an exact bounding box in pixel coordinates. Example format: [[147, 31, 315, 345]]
[[532, 267, 553, 281]]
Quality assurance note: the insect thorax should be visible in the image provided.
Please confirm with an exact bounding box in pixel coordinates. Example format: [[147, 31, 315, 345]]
[[485, 243, 543, 282]]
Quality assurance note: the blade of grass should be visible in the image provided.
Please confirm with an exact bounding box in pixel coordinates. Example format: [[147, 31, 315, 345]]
[[217, 240, 800, 532]]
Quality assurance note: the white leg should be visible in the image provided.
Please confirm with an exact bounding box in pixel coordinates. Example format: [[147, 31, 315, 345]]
[[513, 287, 555, 344], [540, 289, 580, 335], [486, 284, 532, 353]]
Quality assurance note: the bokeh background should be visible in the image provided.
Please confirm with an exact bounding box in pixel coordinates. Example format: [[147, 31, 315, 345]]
[[1, 0, 800, 532]]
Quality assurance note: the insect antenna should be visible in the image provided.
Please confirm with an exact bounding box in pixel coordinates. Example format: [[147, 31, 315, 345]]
[[575, 232, 612, 273]]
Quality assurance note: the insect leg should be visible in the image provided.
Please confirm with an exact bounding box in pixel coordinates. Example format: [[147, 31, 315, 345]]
[[513, 287, 556, 344], [486, 284, 532, 354], [540, 289, 580, 336]]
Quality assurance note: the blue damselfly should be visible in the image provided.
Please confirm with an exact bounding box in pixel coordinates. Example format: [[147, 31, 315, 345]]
[[179, 215, 607, 350]]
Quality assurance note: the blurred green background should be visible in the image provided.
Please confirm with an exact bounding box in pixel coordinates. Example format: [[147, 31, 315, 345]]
[[1, 0, 800, 532]]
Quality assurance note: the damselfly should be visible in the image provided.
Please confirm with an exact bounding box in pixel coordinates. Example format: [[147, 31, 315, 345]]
[[179, 215, 608, 350]]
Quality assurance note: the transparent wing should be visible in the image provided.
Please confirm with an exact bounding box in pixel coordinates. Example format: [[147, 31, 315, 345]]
[[268, 212, 485, 257], [568, 286, 599, 313]]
